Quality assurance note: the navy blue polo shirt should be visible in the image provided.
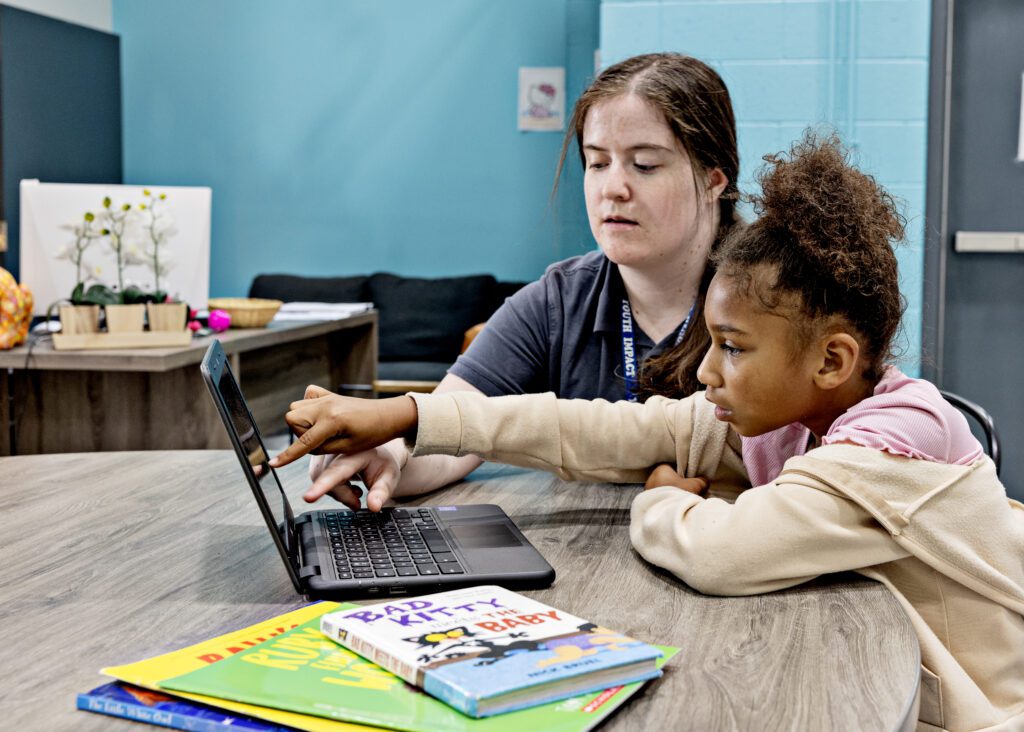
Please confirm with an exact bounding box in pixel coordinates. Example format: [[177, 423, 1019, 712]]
[[449, 251, 688, 401]]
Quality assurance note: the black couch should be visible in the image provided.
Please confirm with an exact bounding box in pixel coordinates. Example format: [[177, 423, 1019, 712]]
[[249, 272, 526, 390]]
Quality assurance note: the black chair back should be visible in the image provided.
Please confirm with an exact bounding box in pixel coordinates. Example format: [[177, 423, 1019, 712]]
[[940, 390, 1001, 476]]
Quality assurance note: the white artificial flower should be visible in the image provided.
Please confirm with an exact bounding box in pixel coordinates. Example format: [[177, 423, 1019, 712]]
[[152, 215, 178, 239], [123, 243, 148, 266], [155, 257, 175, 278]]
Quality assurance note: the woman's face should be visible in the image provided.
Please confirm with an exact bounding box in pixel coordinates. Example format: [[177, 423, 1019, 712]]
[[582, 93, 725, 274]]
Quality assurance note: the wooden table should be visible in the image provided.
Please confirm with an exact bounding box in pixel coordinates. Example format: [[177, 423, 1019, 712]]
[[0, 450, 921, 731], [0, 314, 377, 455]]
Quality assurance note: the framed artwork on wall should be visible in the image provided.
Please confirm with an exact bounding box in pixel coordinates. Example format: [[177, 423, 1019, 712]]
[[518, 66, 565, 132]]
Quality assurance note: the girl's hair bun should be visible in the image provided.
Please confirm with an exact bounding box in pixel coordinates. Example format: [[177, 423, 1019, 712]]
[[717, 130, 907, 381], [754, 131, 904, 281]]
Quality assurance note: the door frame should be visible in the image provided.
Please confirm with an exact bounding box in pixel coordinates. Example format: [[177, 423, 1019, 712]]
[[922, 0, 953, 385]]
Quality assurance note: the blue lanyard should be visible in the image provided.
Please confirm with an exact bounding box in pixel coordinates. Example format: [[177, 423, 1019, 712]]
[[620, 298, 695, 402]]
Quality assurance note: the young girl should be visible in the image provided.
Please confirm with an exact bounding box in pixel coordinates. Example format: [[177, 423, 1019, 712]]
[[272, 133, 1024, 731]]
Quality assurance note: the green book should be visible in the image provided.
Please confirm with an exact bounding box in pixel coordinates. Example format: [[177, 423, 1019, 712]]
[[161, 610, 677, 732]]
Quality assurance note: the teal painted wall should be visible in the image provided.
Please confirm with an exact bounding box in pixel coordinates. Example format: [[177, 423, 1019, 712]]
[[113, 0, 599, 297], [600, 0, 930, 375]]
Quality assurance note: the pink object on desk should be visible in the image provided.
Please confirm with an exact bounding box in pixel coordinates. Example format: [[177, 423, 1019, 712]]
[[208, 309, 231, 332]]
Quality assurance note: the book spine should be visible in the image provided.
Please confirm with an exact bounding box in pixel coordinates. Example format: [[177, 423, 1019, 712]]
[[321, 617, 423, 686], [76, 694, 223, 732], [421, 673, 476, 717]]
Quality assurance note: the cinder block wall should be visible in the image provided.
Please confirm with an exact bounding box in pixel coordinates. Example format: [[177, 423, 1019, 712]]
[[600, 0, 930, 373]]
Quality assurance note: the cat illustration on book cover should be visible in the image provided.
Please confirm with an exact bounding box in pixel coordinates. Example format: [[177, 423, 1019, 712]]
[[404, 622, 638, 670]]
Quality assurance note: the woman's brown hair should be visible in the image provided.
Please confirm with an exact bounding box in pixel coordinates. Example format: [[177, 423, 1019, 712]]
[[554, 53, 741, 400], [714, 131, 906, 382]]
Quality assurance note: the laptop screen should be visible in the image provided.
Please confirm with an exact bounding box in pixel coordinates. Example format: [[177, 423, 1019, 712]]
[[207, 346, 299, 579]]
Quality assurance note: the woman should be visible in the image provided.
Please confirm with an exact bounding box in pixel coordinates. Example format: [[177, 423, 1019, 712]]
[[304, 53, 740, 511]]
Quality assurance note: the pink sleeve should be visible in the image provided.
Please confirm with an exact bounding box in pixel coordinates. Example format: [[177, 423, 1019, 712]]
[[822, 373, 982, 465]]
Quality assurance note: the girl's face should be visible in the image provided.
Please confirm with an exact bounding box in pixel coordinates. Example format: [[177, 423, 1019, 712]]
[[582, 94, 725, 274], [697, 272, 823, 437]]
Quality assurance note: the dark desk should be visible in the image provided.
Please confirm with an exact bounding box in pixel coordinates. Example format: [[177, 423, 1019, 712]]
[[0, 314, 376, 455], [0, 451, 921, 731]]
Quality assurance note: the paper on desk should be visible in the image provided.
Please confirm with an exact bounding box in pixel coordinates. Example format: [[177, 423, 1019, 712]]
[[271, 302, 373, 322]]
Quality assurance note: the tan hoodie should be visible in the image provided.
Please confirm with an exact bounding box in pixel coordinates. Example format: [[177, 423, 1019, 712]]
[[408, 390, 1024, 731]]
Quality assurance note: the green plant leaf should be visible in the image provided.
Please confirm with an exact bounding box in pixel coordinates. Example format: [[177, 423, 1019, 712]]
[[81, 283, 120, 305], [122, 285, 148, 304], [70, 281, 85, 304]]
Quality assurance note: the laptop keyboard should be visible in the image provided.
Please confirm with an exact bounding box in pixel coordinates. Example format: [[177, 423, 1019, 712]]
[[323, 508, 465, 581]]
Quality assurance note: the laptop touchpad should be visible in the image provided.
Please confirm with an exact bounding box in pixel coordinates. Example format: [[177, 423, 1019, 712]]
[[449, 522, 522, 549]]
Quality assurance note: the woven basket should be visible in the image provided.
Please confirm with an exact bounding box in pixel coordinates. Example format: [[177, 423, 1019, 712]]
[[207, 297, 282, 328]]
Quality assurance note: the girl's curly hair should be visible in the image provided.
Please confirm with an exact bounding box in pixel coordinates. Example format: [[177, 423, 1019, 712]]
[[714, 131, 906, 383]]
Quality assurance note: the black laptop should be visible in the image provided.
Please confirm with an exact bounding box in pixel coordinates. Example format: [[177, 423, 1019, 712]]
[[200, 340, 555, 600]]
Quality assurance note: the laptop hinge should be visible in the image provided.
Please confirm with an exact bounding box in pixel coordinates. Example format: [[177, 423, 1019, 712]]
[[294, 514, 322, 580]]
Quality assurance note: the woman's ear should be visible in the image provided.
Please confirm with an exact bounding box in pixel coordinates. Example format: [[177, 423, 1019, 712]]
[[813, 332, 861, 390], [706, 167, 728, 200]]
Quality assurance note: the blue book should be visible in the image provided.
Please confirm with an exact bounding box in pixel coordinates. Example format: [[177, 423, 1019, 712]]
[[319, 585, 664, 718], [77, 681, 293, 731]]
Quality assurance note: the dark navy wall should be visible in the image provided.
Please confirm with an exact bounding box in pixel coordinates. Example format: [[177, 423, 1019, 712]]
[[0, 5, 122, 279]]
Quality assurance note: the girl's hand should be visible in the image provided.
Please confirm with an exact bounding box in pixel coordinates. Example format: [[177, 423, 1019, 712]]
[[270, 386, 418, 468], [644, 463, 709, 495]]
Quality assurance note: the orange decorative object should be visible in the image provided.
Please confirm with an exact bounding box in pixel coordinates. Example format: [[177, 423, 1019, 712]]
[[0, 266, 33, 350]]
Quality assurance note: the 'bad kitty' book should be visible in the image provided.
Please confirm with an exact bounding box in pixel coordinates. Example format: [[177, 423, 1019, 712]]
[[319, 585, 664, 718]]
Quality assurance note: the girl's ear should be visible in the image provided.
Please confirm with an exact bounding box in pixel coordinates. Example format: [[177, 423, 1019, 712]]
[[813, 332, 861, 390], [706, 168, 728, 200]]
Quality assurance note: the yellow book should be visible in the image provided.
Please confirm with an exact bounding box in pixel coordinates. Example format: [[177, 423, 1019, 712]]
[[102, 601, 376, 732]]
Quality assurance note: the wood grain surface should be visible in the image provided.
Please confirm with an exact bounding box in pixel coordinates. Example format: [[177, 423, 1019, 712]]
[[0, 451, 920, 731], [0, 314, 377, 372], [0, 314, 377, 455]]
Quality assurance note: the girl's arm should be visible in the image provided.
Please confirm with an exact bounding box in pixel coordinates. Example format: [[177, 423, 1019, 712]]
[[407, 390, 708, 484], [273, 388, 743, 489], [630, 473, 910, 596]]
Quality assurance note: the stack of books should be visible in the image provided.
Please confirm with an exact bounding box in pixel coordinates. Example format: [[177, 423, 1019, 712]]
[[78, 587, 675, 732]]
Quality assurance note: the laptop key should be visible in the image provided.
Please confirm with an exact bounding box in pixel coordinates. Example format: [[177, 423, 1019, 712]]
[[417, 565, 439, 575], [419, 529, 451, 552], [396, 567, 419, 576], [432, 553, 458, 563], [414, 557, 435, 565], [374, 569, 396, 577], [439, 564, 464, 574], [354, 571, 374, 578]]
